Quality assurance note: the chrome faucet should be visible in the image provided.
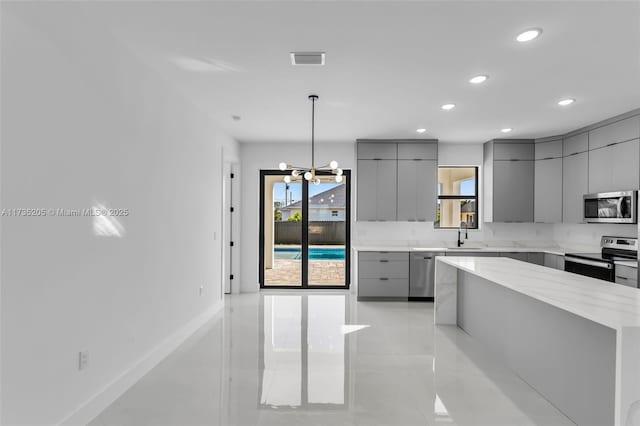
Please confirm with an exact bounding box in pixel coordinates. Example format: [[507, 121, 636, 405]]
[[457, 222, 468, 247]]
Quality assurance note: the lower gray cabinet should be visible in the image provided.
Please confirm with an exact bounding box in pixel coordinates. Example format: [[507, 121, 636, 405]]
[[527, 252, 545, 266], [544, 253, 565, 270], [397, 160, 437, 221], [493, 160, 534, 222], [500, 252, 528, 262], [614, 264, 638, 288], [358, 252, 408, 298]]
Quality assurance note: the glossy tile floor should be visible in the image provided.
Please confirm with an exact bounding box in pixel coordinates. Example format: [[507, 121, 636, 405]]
[[90, 293, 575, 426]]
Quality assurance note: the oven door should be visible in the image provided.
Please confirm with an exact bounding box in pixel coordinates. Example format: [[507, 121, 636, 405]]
[[583, 191, 637, 223], [564, 257, 614, 282]]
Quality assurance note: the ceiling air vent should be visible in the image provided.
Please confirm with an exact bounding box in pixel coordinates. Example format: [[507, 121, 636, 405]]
[[290, 52, 325, 66]]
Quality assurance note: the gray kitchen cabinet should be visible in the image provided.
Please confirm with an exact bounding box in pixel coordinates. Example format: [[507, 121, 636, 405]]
[[357, 159, 397, 221], [397, 160, 437, 221], [356, 140, 437, 222], [493, 160, 535, 222], [535, 157, 563, 223], [358, 252, 409, 299], [494, 143, 534, 161], [397, 142, 438, 160], [614, 264, 638, 288], [484, 140, 535, 223], [589, 116, 640, 150], [588, 139, 640, 193], [527, 252, 545, 266], [562, 151, 588, 223], [535, 139, 563, 160], [544, 253, 565, 270], [563, 132, 589, 156], [500, 252, 529, 262], [357, 142, 397, 159]]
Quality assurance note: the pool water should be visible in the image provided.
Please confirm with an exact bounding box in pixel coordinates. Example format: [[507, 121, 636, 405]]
[[274, 247, 345, 260]]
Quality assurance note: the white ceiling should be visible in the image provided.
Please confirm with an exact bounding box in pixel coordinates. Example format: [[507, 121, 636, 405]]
[[11, 1, 640, 144]]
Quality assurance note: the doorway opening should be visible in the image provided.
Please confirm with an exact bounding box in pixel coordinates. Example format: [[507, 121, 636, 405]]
[[259, 170, 351, 289]]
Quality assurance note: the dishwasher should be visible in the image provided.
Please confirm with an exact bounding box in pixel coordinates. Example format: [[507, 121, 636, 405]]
[[409, 252, 444, 300]]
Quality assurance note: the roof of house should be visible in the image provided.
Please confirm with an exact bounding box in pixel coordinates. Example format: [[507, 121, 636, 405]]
[[282, 184, 345, 210]]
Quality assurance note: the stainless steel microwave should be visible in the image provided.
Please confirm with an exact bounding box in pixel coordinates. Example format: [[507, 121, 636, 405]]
[[583, 191, 637, 224]]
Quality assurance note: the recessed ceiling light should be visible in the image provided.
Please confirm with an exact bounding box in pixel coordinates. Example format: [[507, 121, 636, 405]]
[[469, 75, 489, 84], [516, 28, 542, 43], [441, 103, 456, 111], [557, 98, 575, 106], [501, 128, 513, 133], [416, 128, 427, 133]]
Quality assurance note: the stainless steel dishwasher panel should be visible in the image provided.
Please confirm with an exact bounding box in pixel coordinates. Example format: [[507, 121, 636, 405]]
[[409, 252, 443, 298]]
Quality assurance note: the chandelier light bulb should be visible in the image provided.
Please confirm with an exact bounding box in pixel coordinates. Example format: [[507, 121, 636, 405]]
[[278, 162, 287, 171], [304, 171, 313, 181], [329, 160, 339, 170], [314, 178, 321, 185], [336, 168, 343, 176], [284, 175, 291, 183], [336, 175, 343, 183], [292, 170, 300, 177]]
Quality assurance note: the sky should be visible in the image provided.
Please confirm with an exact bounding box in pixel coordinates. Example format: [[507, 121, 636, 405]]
[[274, 182, 338, 206], [273, 177, 476, 206]]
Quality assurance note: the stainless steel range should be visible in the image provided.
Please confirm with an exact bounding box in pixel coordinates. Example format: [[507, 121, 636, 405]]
[[565, 236, 638, 284]]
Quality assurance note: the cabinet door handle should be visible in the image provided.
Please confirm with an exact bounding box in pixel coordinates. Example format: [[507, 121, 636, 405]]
[[379, 277, 389, 281], [379, 259, 389, 263], [424, 257, 433, 260], [509, 159, 521, 162], [616, 276, 628, 280]]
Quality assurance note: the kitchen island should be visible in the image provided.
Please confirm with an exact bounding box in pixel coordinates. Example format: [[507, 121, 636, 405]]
[[435, 256, 640, 426]]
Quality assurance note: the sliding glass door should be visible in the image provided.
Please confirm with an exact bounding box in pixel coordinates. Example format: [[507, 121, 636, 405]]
[[260, 170, 350, 289]]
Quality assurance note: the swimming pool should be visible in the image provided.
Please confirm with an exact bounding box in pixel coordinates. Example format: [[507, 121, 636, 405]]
[[274, 247, 345, 260]]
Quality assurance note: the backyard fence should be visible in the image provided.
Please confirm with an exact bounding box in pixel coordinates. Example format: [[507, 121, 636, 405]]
[[274, 221, 345, 245]]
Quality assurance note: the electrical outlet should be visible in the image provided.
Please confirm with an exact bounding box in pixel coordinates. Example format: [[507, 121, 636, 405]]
[[199, 286, 204, 296], [78, 350, 89, 371]]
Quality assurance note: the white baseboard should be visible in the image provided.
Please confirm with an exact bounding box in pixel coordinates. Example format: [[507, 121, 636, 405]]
[[58, 301, 224, 426]]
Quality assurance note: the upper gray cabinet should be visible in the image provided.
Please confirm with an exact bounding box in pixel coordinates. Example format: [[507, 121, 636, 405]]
[[563, 132, 588, 156], [588, 139, 640, 193], [587, 116, 640, 193], [356, 140, 437, 222], [588, 116, 640, 150], [562, 132, 589, 223], [357, 142, 397, 160], [534, 139, 563, 223], [484, 139, 535, 222]]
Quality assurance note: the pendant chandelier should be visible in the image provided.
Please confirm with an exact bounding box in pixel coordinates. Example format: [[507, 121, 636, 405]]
[[278, 95, 343, 184]]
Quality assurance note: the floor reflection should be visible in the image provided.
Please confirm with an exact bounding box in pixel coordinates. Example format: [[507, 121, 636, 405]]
[[259, 294, 348, 408], [89, 293, 575, 426]]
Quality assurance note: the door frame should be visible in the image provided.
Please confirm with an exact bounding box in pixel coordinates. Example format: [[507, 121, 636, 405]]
[[259, 169, 351, 289]]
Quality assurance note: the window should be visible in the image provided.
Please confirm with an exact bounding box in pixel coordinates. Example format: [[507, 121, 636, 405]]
[[435, 167, 478, 229]]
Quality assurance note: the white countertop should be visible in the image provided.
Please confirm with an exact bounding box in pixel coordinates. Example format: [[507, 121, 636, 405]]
[[437, 256, 640, 330], [353, 245, 568, 256]]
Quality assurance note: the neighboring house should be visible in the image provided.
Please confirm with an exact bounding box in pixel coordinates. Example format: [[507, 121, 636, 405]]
[[461, 200, 476, 228], [280, 185, 346, 221]]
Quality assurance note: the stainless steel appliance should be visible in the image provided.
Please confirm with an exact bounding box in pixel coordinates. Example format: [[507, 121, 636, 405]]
[[583, 191, 637, 224], [409, 252, 444, 300], [565, 236, 638, 286]]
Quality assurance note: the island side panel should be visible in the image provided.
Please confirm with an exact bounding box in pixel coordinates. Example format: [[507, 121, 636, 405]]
[[616, 327, 640, 426], [456, 270, 616, 426], [434, 259, 457, 325]]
